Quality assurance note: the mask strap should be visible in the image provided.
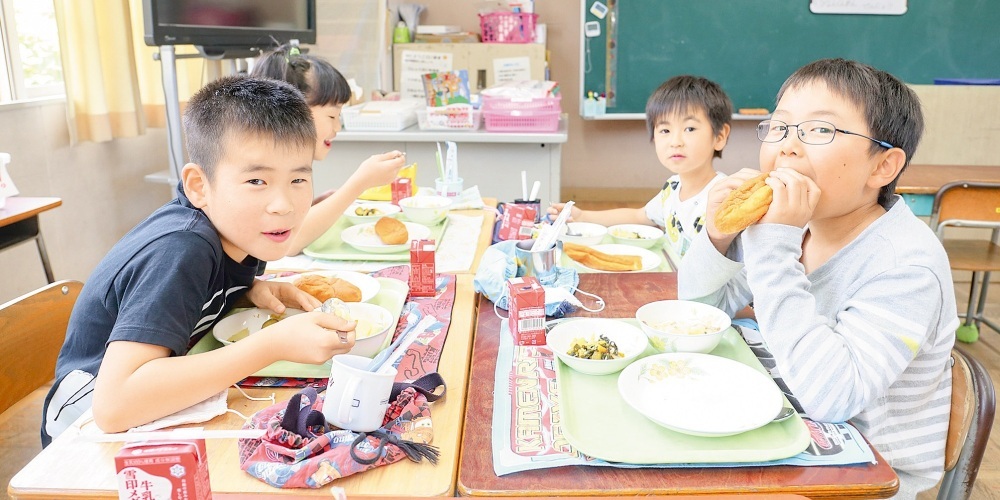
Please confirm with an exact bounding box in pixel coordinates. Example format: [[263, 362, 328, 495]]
[[494, 300, 509, 320], [232, 384, 275, 405], [573, 286, 606, 313], [225, 408, 253, 424]]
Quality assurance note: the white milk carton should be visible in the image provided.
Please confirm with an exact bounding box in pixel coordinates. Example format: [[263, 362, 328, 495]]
[[0, 152, 20, 209]]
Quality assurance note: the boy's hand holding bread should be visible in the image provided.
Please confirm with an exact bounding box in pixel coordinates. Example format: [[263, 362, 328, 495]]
[[707, 168, 821, 246]]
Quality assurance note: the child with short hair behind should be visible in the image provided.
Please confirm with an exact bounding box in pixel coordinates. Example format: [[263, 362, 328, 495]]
[[251, 43, 408, 255], [678, 58, 956, 498], [42, 76, 359, 446], [548, 75, 732, 258]]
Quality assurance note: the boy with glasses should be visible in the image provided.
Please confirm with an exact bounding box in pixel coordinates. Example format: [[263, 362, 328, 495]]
[[678, 58, 956, 498]]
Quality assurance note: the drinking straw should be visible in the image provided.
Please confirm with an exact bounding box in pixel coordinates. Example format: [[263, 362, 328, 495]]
[[521, 170, 528, 201], [529, 180, 540, 201]]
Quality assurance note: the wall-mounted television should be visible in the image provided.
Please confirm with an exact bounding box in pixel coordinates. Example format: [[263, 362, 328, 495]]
[[142, 0, 316, 54]]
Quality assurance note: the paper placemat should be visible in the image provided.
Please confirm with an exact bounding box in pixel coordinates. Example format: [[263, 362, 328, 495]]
[[491, 320, 877, 476]]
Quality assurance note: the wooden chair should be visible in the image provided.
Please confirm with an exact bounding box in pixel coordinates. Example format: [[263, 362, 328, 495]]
[[938, 347, 996, 499], [0, 280, 82, 493], [929, 181, 1000, 341]]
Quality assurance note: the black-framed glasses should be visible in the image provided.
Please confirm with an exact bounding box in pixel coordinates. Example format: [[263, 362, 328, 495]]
[[757, 119, 894, 149]]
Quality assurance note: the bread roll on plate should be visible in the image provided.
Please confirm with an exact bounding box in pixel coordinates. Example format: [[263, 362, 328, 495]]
[[375, 216, 408, 245], [294, 274, 363, 302]]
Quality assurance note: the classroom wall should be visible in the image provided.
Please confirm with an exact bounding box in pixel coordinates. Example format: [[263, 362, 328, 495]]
[[4, 0, 998, 304], [0, 101, 172, 303], [407, 0, 1000, 202]]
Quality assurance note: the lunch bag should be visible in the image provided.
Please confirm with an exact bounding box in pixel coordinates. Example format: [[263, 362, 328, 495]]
[[237, 374, 444, 488]]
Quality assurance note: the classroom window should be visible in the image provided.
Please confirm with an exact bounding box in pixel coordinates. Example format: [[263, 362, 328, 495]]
[[0, 0, 64, 102]]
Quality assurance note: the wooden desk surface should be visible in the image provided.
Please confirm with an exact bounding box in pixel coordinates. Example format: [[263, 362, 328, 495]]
[[467, 199, 497, 275], [9, 274, 479, 499], [457, 272, 899, 500], [0, 197, 61, 227], [896, 164, 1000, 195]]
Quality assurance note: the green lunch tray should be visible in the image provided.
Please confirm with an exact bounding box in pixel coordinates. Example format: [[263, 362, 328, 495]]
[[187, 277, 408, 378], [302, 215, 449, 262], [555, 321, 811, 464]]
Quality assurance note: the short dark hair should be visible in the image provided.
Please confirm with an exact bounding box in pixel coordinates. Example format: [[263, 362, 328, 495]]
[[776, 58, 924, 208], [645, 75, 733, 158], [183, 75, 315, 179], [250, 43, 352, 107]]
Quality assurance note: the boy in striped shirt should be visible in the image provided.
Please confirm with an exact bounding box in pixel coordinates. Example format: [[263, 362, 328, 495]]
[[678, 58, 956, 499]]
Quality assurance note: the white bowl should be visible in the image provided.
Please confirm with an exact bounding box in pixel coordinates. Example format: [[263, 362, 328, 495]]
[[635, 300, 731, 354], [398, 195, 452, 225], [341, 302, 395, 358], [558, 222, 608, 246], [344, 203, 401, 226], [608, 224, 664, 249], [212, 308, 306, 346], [546, 318, 648, 375], [211, 303, 393, 358]]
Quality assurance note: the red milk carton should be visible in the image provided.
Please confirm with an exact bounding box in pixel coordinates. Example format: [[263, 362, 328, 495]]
[[410, 239, 437, 297], [507, 276, 546, 345], [115, 439, 211, 500], [391, 177, 413, 205], [497, 203, 537, 241]]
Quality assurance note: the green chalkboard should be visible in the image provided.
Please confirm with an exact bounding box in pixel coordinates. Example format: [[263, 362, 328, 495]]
[[581, 0, 1000, 115]]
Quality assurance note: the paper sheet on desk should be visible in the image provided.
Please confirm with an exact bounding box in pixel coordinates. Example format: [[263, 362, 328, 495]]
[[491, 326, 876, 476]]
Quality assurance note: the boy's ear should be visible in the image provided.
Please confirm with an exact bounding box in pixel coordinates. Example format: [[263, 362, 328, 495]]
[[181, 163, 209, 208], [714, 123, 732, 152], [869, 147, 907, 190]]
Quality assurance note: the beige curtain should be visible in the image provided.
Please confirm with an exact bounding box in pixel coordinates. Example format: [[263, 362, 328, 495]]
[[54, 0, 205, 143]]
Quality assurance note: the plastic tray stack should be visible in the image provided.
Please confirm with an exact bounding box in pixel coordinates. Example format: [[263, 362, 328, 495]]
[[481, 94, 561, 132], [341, 101, 420, 131]]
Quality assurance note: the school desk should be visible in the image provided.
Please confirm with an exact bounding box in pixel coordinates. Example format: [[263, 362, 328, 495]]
[[0, 197, 61, 283], [897, 164, 1000, 216], [458, 271, 900, 499], [7, 275, 479, 498]]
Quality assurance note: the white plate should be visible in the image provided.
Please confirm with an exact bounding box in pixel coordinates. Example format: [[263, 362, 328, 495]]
[[340, 221, 432, 254], [617, 352, 783, 437], [271, 270, 380, 303], [574, 244, 660, 272]]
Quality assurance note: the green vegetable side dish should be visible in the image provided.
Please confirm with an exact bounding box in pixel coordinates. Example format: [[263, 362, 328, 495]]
[[567, 334, 625, 360]]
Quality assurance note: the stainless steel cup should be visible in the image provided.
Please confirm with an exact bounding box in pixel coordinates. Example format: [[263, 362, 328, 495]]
[[514, 239, 560, 279]]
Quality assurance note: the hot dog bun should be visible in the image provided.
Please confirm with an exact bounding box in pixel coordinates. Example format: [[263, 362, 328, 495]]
[[294, 275, 363, 302], [563, 242, 643, 272], [374, 216, 408, 245], [714, 172, 773, 234]]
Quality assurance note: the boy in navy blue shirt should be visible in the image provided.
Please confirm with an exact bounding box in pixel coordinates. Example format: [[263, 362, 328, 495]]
[[43, 76, 358, 444]]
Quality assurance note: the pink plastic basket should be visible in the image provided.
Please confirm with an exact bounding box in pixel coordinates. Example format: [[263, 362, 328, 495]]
[[483, 109, 560, 132], [479, 12, 537, 43], [481, 94, 562, 113]]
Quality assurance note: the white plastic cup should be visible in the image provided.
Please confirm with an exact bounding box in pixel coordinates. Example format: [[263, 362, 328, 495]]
[[435, 176, 463, 198], [322, 354, 398, 432]]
